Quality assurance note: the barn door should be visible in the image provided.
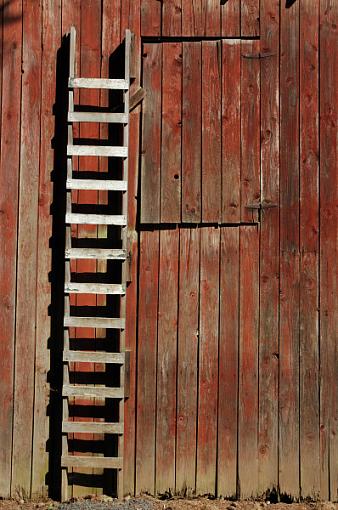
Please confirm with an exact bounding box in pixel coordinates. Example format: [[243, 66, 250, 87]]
[[135, 40, 263, 498]]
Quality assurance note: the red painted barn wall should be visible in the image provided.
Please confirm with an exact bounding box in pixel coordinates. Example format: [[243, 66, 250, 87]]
[[0, 0, 336, 501]]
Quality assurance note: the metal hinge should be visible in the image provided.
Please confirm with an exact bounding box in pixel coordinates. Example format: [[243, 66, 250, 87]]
[[246, 201, 278, 222], [242, 52, 276, 59]]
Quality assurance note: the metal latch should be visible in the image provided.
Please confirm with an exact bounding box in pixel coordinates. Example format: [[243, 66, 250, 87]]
[[246, 201, 278, 222]]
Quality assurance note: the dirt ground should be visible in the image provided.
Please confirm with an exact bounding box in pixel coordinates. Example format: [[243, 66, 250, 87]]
[[0, 495, 337, 510]]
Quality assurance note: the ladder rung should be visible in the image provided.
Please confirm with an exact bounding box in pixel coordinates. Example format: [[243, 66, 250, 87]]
[[65, 213, 126, 226], [67, 145, 128, 158], [63, 384, 124, 399], [66, 178, 127, 191], [65, 248, 127, 260], [64, 282, 126, 295], [61, 455, 123, 469], [69, 77, 128, 90], [64, 316, 125, 329], [62, 421, 123, 434], [63, 350, 125, 364], [68, 112, 128, 124]]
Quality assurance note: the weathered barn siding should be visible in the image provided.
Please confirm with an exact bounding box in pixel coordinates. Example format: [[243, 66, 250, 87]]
[[0, 0, 336, 501]]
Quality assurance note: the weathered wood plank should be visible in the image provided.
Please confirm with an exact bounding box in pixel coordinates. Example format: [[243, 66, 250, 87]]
[[217, 227, 239, 498], [202, 41, 221, 223], [218, 228, 240, 495], [65, 212, 127, 226], [240, 40, 260, 222], [156, 229, 179, 494], [62, 456, 123, 469], [196, 227, 220, 495], [32, 0, 61, 497], [162, 0, 182, 36], [68, 112, 128, 123], [67, 145, 128, 157], [63, 422, 124, 434], [258, 0, 279, 495], [69, 77, 128, 89], [64, 282, 125, 294], [140, 43, 162, 223], [182, 42, 201, 223], [241, 0, 259, 37], [141, 0, 161, 36], [161, 43, 182, 223], [299, 0, 320, 499], [63, 385, 124, 399], [279, 0, 300, 497], [136, 230, 159, 495], [319, 0, 337, 500], [181, 0, 203, 36], [238, 226, 259, 498], [221, 0, 240, 36], [221, 40, 241, 223], [65, 248, 127, 260], [0, 0, 22, 497], [63, 351, 125, 364], [64, 317, 125, 329], [12, 0, 42, 494], [202, 0, 220, 36], [66, 178, 127, 191], [176, 228, 200, 495]]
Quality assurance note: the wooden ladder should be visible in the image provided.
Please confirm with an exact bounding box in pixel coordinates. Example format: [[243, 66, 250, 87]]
[[61, 26, 131, 501]]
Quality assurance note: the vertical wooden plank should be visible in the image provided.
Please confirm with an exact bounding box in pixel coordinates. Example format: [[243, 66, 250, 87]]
[[221, 40, 241, 223], [299, 0, 320, 499], [31, 0, 61, 497], [279, 0, 300, 498], [123, 0, 141, 497], [156, 229, 179, 494], [136, 230, 159, 495], [140, 43, 162, 223], [12, 0, 42, 495], [238, 226, 259, 498], [176, 228, 200, 495], [258, 0, 279, 495], [241, 0, 259, 37], [202, 41, 221, 223], [141, 0, 161, 36], [161, 43, 182, 223], [202, 0, 221, 36], [162, 0, 182, 36], [182, 42, 201, 223], [241, 40, 260, 223], [196, 227, 220, 495], [182, 0, 203, 36], [0, 0, 22, 497], [217, 227, 239, 498], [221, 0, 240, 36], [319, 0, 337, 500]]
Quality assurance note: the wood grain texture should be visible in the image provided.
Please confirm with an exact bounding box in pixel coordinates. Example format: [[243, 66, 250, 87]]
[[161, 43, 182, 223], [319, 0, 337, 500], [176, 228, 200, 495], [258, 0, 279, 495], [136, 230, 159, 495], [31, 0, 61, 497], [140, 43, 162, 223], [162, 0, 182, 36], [299, 0, 320, 499], [241, 0, 259, 37], [182, 42, 201, 223], [181, 0, 203, 36], [12, 0, 42, 494], [202, 0, 220, 36], [0, 0, 22, 497], [279, 0, 300, 498], [240, 40, 260, 223], [196, 227, 220, 495], [238, 226, 259, 498], [201, 42, 221, 223], [156, 229, 179, 494], [221, 40, 241, 223], [141, 0, 161, 36], [221, 0, 240, 36], [217, 227, 239, 498]]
